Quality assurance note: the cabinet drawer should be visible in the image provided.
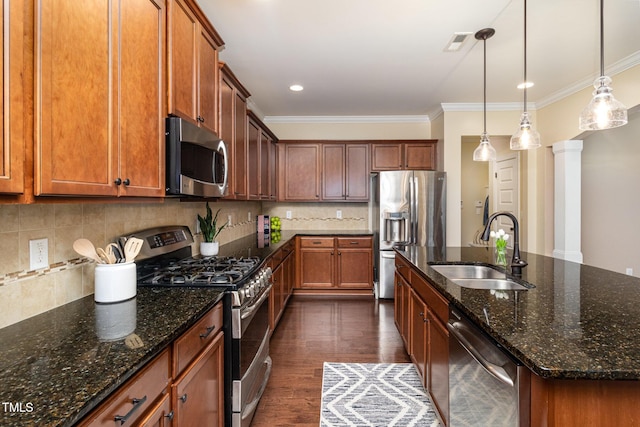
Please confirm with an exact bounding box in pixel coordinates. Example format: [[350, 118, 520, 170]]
[[411, 272, 448, 324], [300, 237, 334, 248], [337, 237, 372, 248], [173, 302, 223, 376], [79, 349, 170, 427], [395, 254, 411, 282]]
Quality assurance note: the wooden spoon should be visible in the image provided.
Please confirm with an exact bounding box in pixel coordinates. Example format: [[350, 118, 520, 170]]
[[124, 237, 144, 263], [96, 247, 115, 264], [73, 238, 104, 263]]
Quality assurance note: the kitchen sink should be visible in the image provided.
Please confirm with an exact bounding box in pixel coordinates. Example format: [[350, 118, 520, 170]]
[[430, 264, 505, 279], [429, 264, 533, 291], [450, 278, 530, 291]]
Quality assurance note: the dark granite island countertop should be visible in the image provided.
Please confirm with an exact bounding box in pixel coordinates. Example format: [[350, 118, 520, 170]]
[[395, 245, 640, 381], [0, 287, 224, 427]]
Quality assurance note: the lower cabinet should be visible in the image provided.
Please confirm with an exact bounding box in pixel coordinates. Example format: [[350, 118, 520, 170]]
[[172, 332, 224, 426], [269, 240, 295, 332], [297, 236, 373, 291], [79, 302, 224, 427], [395, 254, 449, 426]]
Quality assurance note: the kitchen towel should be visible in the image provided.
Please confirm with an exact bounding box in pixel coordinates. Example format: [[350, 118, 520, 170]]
[[319, 362, 440, 427]]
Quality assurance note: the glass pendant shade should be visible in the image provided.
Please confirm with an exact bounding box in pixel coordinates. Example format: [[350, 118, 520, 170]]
[[510, 111, 541, 150], [579, 76, 628, 130], [473, 132, 497, 161]]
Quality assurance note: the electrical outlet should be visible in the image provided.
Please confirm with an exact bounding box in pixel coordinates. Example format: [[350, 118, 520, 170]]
[[626, 267, 634, 276], [336, 210, 342, 219], [196, 220, 201, 234], [248, 211, 252, 222], [227, 215, 233, 227], [29, 238, 48, 270], [286, 210, 292, 219]]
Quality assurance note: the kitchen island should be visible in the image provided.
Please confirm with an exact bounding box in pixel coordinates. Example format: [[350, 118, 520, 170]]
[[397, 245, 640, 425]]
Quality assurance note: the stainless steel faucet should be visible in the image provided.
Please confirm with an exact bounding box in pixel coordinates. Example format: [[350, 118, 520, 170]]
[[481, 211, 528, 276]]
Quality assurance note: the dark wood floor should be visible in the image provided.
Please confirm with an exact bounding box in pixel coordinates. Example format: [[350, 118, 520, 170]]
[[250, 295, 410, 427]]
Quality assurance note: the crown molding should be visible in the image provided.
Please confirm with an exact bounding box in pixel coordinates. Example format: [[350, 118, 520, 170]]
[[262, 115, 431, 124], [536, 51, 640, 109]]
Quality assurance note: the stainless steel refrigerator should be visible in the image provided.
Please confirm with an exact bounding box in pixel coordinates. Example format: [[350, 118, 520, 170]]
[[371, 171, 446, 299]]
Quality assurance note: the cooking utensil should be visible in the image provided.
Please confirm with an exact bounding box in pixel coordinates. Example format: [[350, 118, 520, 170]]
[[73, 238, 104, 263], [106, 243, 123, 263], [96, 247, 114, 264], [124, 237, 143, 263], [124, 333, 144, 349]]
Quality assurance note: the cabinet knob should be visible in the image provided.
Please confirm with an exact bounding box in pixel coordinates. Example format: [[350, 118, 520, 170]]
[[114, 178, 122, 185], [197, 115, 205, 123], [180, 393, 188, 403], [123, 178, 130, 186], [165, 411, 174, 421]]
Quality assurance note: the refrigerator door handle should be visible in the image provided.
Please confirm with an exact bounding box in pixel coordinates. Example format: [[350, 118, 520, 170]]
[[412, 176, 419, 244]]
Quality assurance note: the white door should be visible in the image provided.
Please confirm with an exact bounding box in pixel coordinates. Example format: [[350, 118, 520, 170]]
[[493, 154, 519, 247]]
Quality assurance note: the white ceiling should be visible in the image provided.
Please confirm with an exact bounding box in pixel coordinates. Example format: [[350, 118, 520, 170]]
[[197, 0, 640, 120]]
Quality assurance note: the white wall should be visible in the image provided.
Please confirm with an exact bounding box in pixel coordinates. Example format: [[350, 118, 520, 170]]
[[581, 109, 640, 275]]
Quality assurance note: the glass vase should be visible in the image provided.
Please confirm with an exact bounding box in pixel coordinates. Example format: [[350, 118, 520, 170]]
[[495, 247, 508, 267]]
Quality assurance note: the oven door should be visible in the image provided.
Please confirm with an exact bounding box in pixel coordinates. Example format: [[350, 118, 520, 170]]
[[232, 285, 272, 427], [166, 116, 228, 197]]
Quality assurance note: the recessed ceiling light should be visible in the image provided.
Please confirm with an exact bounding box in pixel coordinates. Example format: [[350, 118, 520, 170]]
[[289, 84, 304, 92], [517, 81, 534, 89]]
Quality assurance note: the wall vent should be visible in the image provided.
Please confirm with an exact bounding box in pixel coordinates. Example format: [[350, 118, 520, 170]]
[[444, 32, 472, 52]]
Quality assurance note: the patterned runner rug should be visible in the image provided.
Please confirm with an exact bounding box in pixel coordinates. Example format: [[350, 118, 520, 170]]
[[320, 362, 441, 427]]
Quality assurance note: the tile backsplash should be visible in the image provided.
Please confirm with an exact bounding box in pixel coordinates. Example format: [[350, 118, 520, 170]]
[[0, 200, 371, 328]]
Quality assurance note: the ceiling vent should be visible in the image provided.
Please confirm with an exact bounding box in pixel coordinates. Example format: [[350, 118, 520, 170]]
[[444, 32, 472, 52]]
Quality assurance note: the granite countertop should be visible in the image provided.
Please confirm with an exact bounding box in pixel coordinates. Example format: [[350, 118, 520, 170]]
[[396, 245, 640, 381], [0, 287, 224, 427]]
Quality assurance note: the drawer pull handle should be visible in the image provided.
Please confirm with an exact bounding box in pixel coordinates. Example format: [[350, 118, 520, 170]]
[[114, 395, 147, 425], [312, 241, 322, 245], [180, 393, 188, 403], [199, 325, 216, 339], [350, 241, 359, 245]]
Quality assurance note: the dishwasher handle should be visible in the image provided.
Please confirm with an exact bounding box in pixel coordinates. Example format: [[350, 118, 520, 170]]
[[447, 320, 515, 387]]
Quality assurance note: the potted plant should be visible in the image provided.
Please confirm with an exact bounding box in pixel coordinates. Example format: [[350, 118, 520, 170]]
[[197, 202, 228, 256]]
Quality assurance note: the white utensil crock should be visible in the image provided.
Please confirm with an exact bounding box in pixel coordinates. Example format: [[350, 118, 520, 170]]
[[94, 262, 136, 303]]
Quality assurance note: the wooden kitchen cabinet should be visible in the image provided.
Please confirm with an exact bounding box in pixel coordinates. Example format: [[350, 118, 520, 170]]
[[394, 255, 411, 350], [247, 111, 278, 200], [322, 144, 369, 201], [35, 0, 166, 197], [278, 143, 322, 201], [371, 140, 437, 171], [168, 0, 223, 134], [219, 63, 250, 200], [269, 240, 295, 333], [298, 236, 373, 291], [428, 310, 449, 425], [0, 0, 25, 194], [78, 349, 171, 427], [410, 288, 428, 384], [172, 332, 224, 427], [138, 394, 173, 427]]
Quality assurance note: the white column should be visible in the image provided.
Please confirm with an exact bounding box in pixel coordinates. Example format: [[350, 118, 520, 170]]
[[552, 140, 583, 263]]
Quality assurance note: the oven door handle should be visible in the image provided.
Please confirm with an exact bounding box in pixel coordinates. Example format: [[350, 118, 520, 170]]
[[447, 320, 514, 387], [241, 284, 272, 320], [241, 356, 272, 423]]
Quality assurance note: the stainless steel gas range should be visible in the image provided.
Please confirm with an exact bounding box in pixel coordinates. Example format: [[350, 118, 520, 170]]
[[127, 225, 272, 427]]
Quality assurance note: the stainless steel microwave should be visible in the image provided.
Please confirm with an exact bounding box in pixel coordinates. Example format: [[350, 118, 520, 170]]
[[166, 116, 228, 197]]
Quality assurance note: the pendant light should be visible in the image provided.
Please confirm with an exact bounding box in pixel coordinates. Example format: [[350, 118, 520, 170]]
[[510, 0, 541, 150], [473, 28, 497, 162], [578, 0, 627, 130]]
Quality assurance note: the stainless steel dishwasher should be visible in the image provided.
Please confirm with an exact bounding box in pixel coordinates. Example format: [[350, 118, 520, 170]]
[[448, 308, 530, 426]]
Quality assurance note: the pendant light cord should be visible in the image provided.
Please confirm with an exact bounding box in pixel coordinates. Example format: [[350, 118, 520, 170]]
[[523, 0, 528, 113], [600, 0, 604, 77], [483, 37, 487, 134]]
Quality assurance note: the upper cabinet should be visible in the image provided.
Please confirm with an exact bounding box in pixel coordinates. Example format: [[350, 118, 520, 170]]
[[371, 140, 437, 171], [168, 0, 223, 135], [278, 143, 322, 201], [35, 0, 166, 197], [247, 111, 278, 200], [219, 63, 250, 200], [322, 144, 369, 201], [0, 0, 25, 194]]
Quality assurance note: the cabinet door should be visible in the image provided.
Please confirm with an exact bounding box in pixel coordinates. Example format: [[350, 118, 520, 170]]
[[428, 311, 449, 425], [36, 0, 117, 196], [337, 249, 372, 289], [138, 393, 173, 427], [280, 144, 321, 201], [233, 92, 248, 199], [173, 332, 224, 427], [322, 144, 345, 200], [198, 29, 218, 134], [268, 140, 277, 200], [405, 142, 436, 170], [219, 74, 235, 197], [259, 131, 270, 199], [118, 0, 165, 197], [270, 261, 285, 332], [0, 0, 24, 194], [394, 271, 410, 351], [169, 0, 198, 124], [345, 144, 369, 200], [371, 143, 402, 171], [300, 249, 334, 288], [410, 289, 428, 386], [247, 119, 260, 199]]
